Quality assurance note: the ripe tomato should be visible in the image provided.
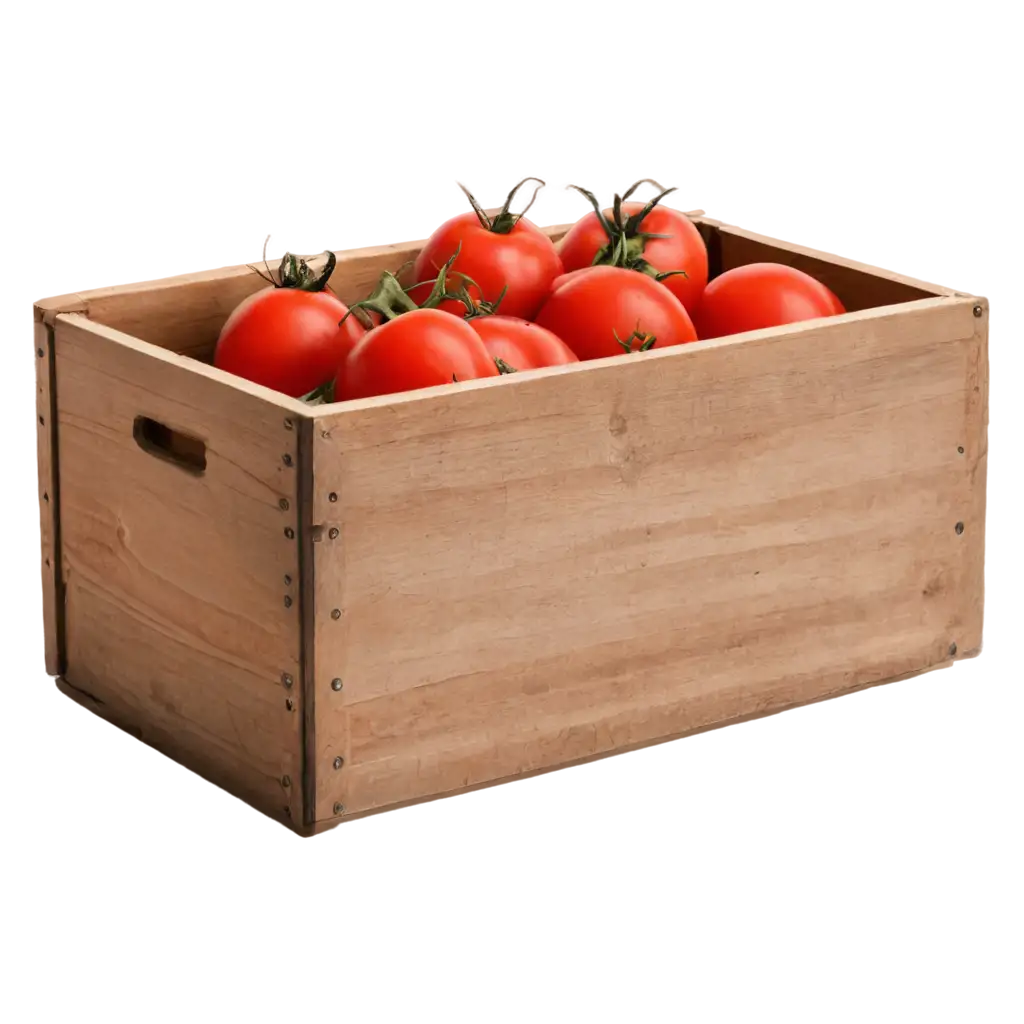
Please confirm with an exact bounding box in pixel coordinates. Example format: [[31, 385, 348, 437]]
[[410, 178, 563, 320], [693, 263, 845, 339], [339, 309, 499, 401], [534, 265, 697, 361], [558, 181, 708, 315], [215, 251, 364, 398], [466, 316, 578, 371]]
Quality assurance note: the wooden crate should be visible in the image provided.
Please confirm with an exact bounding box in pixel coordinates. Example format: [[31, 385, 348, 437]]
[[33, 214, 989, 835]]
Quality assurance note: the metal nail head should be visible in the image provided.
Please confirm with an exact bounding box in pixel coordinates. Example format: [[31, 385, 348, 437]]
[[281, 673, 294, 688], [955, 521, 965, 535], [282, 453, 294, 467], [284, 574, 293, 586], [329, 527, 339, 540], [284, 527, 295, 539], [333, 802, 345, 815], [331, 608, 341, 620], [328, 491, 338, 503], [282, 775, 292, 788], [973, 304, 984, 318], [279, 498, 290, 511], [284, 418, 294, 430], [285, 698, 295, 711], [284, 595, 293, 608], [331, 678, 343, 691], [949, 642, 958, 657], [333, 756, 344, 770]]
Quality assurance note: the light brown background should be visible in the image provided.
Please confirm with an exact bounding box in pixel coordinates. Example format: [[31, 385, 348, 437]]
[[2, 9, 1024, 1024]]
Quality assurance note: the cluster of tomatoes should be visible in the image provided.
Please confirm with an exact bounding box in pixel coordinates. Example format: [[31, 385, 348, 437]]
[[214, 178, 845, 401]]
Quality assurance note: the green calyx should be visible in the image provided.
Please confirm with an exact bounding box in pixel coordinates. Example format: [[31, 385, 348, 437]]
[[248, 236, 337, 293], [459, 176, 546, 235], [614, 324, 657, 353], [301, 379, 336, 404], [339, 245, 488, 331], [567, 178, 689, 283]]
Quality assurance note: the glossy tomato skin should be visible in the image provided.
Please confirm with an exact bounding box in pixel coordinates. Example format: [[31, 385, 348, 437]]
[[466, 316, 578, 370], [534, 265, 697, 361], [558, 201, 708, 315], [214, 287, 364, 397], [411, 213, 563, 320], [693, 263, 845, 340], [339, 309, 499, 401]]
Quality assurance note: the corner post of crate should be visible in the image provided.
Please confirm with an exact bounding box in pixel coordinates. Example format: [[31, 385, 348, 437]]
[[33, 305, 70, 676], [295, 413, 320, 835]]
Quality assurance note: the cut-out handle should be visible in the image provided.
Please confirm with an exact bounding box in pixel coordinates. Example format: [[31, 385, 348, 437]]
[[133, 416, 207, 475]]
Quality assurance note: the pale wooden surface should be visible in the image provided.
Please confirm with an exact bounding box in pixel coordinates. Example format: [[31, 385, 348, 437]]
[[53, 314, 306, 823], [310, 296, 984, 821], [706, 217, 959, 311], [34, 320, 63, 675], [31, 233, 576, 360]]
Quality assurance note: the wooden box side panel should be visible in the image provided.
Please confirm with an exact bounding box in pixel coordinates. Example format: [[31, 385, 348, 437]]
[[32, 215, 585, 360], [309, 297, 984, 824], [52, 315, 306, 824], [708, 219, 958, 311]]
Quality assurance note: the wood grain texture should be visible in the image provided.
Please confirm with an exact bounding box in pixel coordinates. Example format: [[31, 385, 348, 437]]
[[310, 296, 983, 821], [53, 314, 306, 823], [708, 218, 955, 310], [35, 319, 64, 675], [31, 226, 574, 361]]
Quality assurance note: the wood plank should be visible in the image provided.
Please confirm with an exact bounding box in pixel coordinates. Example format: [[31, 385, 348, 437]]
[[53, 314, 307, 823], [709, 217, 956, 310], [310, 296, 982, 820], [31, 216, 712, 361], [35, 320, 64, 675]]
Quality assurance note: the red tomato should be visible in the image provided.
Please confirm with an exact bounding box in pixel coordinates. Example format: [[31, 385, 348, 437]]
[[339, 309, 499, 401], [558, 183, 708, 315], [410, 179, 563, 320], [693, 263, 845, 339], [215, 286, 364, 398], [534, 266, 697, 361], [466, 316, 578, 371]]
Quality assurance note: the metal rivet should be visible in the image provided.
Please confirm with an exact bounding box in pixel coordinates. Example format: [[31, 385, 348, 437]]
[[333, 802, 345, 815], [972, 304, 983, 318], [286, 698, 295, 711], [328, 491, 338, 503], [955, 521, 965, 535], [284, 574, 293, 586], [331, 608, 341, 620], [333, 756, 344, 769], [331, 678, 343, 691], [328, 527, 339, 540], [282, 673, 294, 688], [284, 527, 295, 539], [284, 418, 294, 430], [282, 453, 293, 467], [36, 347, 45, 358], [284, 595, 293, 608], [949, 642, 958, 657], [279, 498, 290, 511], [957, 446, 965, 455], [282, 775, 292, 788]]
